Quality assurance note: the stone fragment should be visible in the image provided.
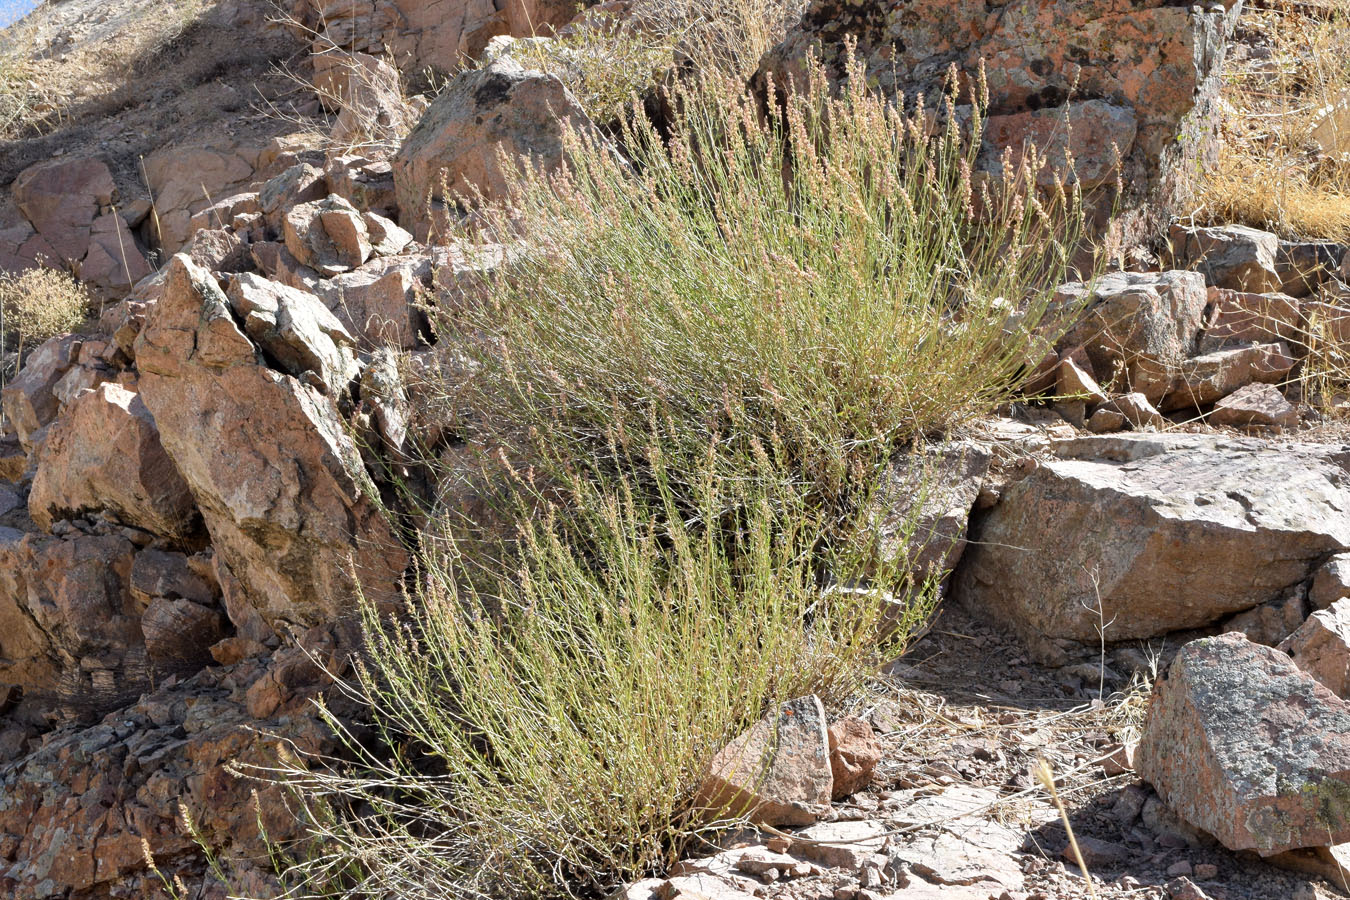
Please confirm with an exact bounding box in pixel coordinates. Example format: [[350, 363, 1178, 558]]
[[259, 162, 328, 229], [226, 272, 361, 395], [1276, 241, 1345, 298], [1311, 554, 1350, 610], [1201, 288, 1301, 349], [827, 716, 881, 799], [363, 211, 413, 256], [0, 334, 83, 451], [285, 194, 372, 276], [1056, 357, 1108, 406], [28, 383, 198, 539], [1221, 588, 1308, 647], [1063, 835, 1129, 869], [140, 598, 224, 666], [1208, 382, 1299, 430], [75, 211, 151, 295], [1154, 343, 1297, 413], [315, 254, 427, 349], [1171, 223, 1282, 293], [955, 434, 1350, 661], [143, 143, 260, 252], [1137, 633, 1350, 855], [135, 255, 407, 632], [792, 819, 888, 870], [130, 549, 216, 608], [865, 442, 991, 582], [1281, 600, 1350, 698], [325, 155, 397, 215], [182, 226, 250, 273], [696, 695, 832, 827], [1086, 407, 1128, 434], [394, 57, 598, 241], [1052, 271, 1208, 397], [1096, 392, 1166, 430]]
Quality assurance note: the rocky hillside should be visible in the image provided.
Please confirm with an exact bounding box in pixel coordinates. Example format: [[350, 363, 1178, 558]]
[[3, 1, 1350, 899]]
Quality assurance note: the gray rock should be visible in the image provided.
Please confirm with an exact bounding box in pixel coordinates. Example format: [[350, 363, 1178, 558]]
[[954, 433, 1350, 661], [226, 272, 361, 395], [1137, 633, 1350, 855], [1171, 223, 1282, 293]]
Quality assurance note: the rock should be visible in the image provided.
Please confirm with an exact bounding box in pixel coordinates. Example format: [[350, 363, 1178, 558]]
[[0, 662, 335, 898], [140, 597, 224, 666], [792, 819, 888, 870], [866, 442, 991, 583], [363, 211, 413, 257], [135, 255, 407, 632], [1151, 343, 1297, 413], [0, 531, 139, 704], [393, 57, 597, 241], [182, 225, 251, 273], [760, 0, 1238, 242], [284, 194, 373, 276], [327, 52, 411, 153], [325, 155, 397, 216], [1221, 588, 1308, 646], [1166, 877, 1212, 900], [1201, 288, 1302, 350], [1137, 634, 1350, 855], [28, 383, 198, 539], [1056, 357, 1108, 406], [1281, 601, 1350, 698], [74, 211, 151, 295], [1311, 554, 1350, 610], [696, 695, 832, 827], [0, 334, 84, 452], [12, 157, 116, 266], [827, 717, 881, 799], [1276, 241, 1346, 298], [1171, 223, 1282, 293], [292, 0, 582, 77], [1052, 271, 1208, 397], [259, 162, 328, 229], [1266, 845, 1350, 885], [225, 272, 361, 395], [143, 143, 261, 253], [1063, 835, 1129, 869], [129, 549, 216, 608], [313, 254, 428, 350], [1209, 382, 1299, 430], [1093, 392, 1167, 430], [955, 434, 1350, 661]]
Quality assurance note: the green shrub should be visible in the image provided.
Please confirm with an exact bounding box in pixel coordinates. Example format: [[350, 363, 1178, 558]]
[[272, 56, 1085, 900]]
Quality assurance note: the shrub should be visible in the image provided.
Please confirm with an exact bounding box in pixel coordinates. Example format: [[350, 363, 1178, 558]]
[[0, 266, 90, 361], [445, 60, 1082, 519], [273, 56, 1085, 900], [275, 462, 923, 900]]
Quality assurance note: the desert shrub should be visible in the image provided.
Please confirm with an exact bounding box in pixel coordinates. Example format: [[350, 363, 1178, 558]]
[[445, 61, 1082, 519], [1199, 0, 1350, 241], [271, 55, 1085, 900], [0, 266, 90, 359], [273, 460, 924, 900]]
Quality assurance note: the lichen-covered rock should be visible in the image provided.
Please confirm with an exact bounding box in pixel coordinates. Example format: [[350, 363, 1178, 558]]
[[1137, 633, 1350, 855], [954, 433, 1350, 662], [759, 0, 1240, 240], [135, 255, 407, 633]]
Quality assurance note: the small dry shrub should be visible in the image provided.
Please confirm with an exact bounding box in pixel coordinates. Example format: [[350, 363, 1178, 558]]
[[0, 266, 90, 358]]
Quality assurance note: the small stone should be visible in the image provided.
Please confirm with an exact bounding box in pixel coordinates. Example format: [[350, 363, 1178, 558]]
[[1193, 863, 1217, 880], [1098, 392, 1167, 429], [1208, 382, 1298, 430], [1280, 599, 1350, 697], [1310, 553, 1350, 610], [1062, 835, 1128, 869], [828, 716, 882, 799], [1165, 876, 1211, 900], [1166, 860, 1193, 877]]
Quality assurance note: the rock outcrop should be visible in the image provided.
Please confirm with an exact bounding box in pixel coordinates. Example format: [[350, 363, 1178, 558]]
[[134, 255, 407, 632], [759, 0, 1241, 240]]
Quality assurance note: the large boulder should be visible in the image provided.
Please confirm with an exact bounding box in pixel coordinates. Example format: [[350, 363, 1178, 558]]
[[954, 433, 1350, 662], [1137, 634, 1350, 855], [0, 334, 88, 453], [393, 57, 597, 241], [28, 383, 198, 539], [135, 255, 407, 632], [759, 0, 1240, 240], [12, 157, 116, 267]]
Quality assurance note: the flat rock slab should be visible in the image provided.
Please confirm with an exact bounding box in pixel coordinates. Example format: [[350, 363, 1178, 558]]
[[1136, 633, 1350, 855], [954, 433, 1350, 661]]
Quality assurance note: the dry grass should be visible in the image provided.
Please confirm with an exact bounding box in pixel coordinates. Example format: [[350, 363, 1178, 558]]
[[0, 266, 91, 357], [1198, 0, 1350, 241]]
